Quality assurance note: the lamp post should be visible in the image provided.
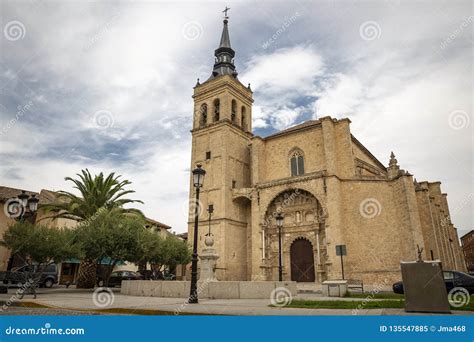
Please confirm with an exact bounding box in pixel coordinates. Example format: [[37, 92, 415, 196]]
[[189, 164, 206, 304], [206, 204, 214, 236], [6, 191, 39, 222], [275, 212, 284, 282], [5, 191, 39, 271]]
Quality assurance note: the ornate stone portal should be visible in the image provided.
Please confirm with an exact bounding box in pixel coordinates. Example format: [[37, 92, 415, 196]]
[[262, 189, 328, 282], [198, 235, 219, 282]]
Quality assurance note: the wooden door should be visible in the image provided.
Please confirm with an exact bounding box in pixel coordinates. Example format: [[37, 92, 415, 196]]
[[290, 239, 315, 282]]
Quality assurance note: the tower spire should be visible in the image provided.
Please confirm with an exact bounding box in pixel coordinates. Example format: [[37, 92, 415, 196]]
[[209, 8, 237, 80]]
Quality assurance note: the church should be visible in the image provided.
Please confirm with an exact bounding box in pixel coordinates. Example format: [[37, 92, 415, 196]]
[[187, 15, 466, 285]]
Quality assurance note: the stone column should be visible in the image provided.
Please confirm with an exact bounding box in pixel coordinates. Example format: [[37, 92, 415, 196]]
[[199, 235, 220, 282]]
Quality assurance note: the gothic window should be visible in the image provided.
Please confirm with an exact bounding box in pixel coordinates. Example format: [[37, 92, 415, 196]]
[[241, 106, 247, 131], [290, 150, 305, 176], [231, 100, 237, 124], [213, 99, 220, 122], [199, 104, 207, 127]]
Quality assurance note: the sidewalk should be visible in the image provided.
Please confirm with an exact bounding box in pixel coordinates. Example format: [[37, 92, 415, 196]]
[[0, 289, 472, 316]]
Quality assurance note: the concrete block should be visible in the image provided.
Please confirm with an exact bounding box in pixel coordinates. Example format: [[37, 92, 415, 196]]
[[239, 281, 275, 299], [196, 281, 210, 298], [121, 280, 130, 294], [274, 281, 297, 296], [162, 281, 189, 298], [208, 281, 240, 299]]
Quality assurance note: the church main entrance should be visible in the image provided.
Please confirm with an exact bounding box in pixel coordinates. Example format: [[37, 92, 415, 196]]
[[263, 189, 326, 282], [290, 238, 315, 282]]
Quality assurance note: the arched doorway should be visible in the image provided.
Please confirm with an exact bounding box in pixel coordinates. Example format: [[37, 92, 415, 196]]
[[290, 238, 315, 282], [262, 188, 326, 282]]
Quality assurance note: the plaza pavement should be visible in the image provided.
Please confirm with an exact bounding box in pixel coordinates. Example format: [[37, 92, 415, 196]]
[[0, 288, 472, 316]]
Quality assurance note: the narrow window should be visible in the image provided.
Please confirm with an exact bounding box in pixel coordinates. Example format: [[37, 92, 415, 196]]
[[206, 151, 211, 160], [231, 100, 237, 124], [430, 250, 434, 260], [199, 104, 207, 127], [241, 106, 247, 131], [290, 150, 305, 176], [232, 180, 236, 188], [213, 99, 220, 122]]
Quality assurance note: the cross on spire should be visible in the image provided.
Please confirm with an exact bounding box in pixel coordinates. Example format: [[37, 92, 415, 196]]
[[223, 6, 230, 19]]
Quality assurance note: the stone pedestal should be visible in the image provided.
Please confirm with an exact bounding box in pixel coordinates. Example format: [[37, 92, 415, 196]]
[[322, 280, 348, 297], [199, 235, 219, 282]]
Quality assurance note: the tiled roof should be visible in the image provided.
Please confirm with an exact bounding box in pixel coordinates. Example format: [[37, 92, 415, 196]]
[[145, 217, 171, 229], [263, 120, 321, 140], [0, 186, 38, 202]]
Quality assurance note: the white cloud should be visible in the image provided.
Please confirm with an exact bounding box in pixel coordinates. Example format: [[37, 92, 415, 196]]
[[242, 45, 324, 95]]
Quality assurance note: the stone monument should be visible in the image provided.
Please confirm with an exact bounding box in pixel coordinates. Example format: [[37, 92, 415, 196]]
[[199, 235, 219, 282]]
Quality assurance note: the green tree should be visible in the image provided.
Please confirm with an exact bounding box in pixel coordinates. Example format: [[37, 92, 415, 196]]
[[1, 221, 81, 284], [41, 169, 144, 288], [135, 233, 191, 277], [74, 209, 146, 287]]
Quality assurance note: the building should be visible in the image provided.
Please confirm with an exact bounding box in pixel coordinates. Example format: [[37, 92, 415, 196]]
[[187, 16, 467, 285], [0, 186, 176, 283], [461, 231, 474, 273]]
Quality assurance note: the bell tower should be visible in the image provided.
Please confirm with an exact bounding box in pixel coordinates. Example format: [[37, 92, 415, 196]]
[[188, 13, 253, 280]]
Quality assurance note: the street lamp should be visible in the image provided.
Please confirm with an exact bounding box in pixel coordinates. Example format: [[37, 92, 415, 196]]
[[6, 191, 39, 222], [189, 164, 206, 304], [5, 191, 39, 271], [206, 204, 214, 236], [275, 212, 284, 282]]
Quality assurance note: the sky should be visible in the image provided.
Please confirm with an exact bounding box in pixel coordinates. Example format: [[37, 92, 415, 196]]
[[0, 0, 472, 237]]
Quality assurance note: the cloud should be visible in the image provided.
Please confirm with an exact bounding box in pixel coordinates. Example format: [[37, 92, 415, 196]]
[[0, 1, 471, 237]]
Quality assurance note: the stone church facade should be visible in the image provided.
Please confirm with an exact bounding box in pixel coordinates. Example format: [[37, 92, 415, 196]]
[[187, 17, 466, 285]]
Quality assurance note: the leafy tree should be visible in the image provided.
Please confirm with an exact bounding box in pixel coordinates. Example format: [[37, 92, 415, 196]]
[[134, 232, 191, 277], [40, 169, 144, 288], [1, 221, 81, 266], [1, 221, 81, 290], [74, 209, 146, 287]]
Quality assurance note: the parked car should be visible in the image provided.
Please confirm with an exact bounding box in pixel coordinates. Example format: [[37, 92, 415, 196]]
[[7, 263, 58, 288], [97, 270, 143, 287], [392, 270, 474, 294]]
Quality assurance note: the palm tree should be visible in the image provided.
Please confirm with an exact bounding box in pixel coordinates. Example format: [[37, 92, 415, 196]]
[[41, 169, 144, 288]]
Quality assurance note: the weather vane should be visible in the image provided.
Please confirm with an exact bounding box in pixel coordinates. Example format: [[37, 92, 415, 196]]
[[223, 6, 230, 19]]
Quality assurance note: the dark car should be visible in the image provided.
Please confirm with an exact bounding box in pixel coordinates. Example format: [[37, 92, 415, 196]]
[[97, 270, 143, 287], [8, 263, 58, 288], [392, 270, 474, 294]]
